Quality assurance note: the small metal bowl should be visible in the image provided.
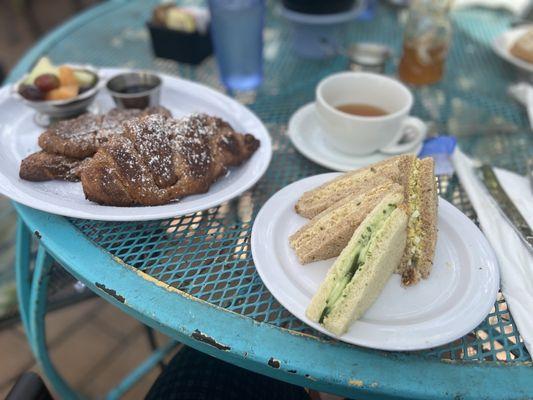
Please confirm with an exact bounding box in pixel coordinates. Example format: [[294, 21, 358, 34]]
[[347, 42, 392, 73], [14, 66, 100, 125], [106, 72, 162, 109]]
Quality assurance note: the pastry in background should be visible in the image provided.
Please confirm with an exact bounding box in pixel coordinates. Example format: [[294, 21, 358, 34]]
[[510, 29, 533, 64]]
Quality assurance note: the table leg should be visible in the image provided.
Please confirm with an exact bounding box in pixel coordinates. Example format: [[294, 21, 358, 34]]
[[29, 244, 82, 400], [15, 218, 32, 343]]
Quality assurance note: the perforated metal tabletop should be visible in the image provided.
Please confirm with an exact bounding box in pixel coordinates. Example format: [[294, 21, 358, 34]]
[[7, 1, 533, 399]]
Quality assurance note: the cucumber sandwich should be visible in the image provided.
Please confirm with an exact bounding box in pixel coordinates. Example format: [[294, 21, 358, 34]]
[[306, 192, 408, 336]]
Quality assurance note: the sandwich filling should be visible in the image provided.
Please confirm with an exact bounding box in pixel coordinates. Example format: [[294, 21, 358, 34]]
[[318, 203, 397, 323], [405, 160, 422, 270]]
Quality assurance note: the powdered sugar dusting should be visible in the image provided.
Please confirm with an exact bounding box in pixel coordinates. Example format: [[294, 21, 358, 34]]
[[45, 107, 172, 151], [124, 114, 176, 188], [168, 113, 216, 179]]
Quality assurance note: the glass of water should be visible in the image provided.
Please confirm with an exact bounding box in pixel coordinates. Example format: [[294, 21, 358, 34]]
[[208, 0, 264, 91]]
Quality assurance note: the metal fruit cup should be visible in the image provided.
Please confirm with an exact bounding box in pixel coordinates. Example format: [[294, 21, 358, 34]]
[[106, 72, 162, 109], [14, 67, 100, 126]]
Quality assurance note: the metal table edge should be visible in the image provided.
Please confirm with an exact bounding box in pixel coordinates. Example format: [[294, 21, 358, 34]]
[[13, 202, 533, 400]]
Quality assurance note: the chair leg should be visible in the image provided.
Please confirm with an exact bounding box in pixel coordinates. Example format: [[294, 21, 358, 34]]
[[5, 371, 53, 400], [144, 325, 166, 371], [28, 245, 81, 400]]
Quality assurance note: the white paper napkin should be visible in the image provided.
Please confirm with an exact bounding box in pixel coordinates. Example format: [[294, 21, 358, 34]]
[[453, 0, 531, 16], [453, 149, 533, 355], [508, 82, 533, 130]]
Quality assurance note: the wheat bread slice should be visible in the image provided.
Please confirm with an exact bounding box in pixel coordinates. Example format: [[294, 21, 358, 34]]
[[398, 157, 438, 286], [306, 192, 407, 336], [290, 182, 403, 264], [295, 155, 415, 219]]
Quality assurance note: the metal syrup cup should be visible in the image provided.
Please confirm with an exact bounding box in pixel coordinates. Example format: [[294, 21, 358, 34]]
[[106, 72, 162, 109]]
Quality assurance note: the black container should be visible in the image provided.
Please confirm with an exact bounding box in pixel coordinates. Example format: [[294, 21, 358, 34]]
[[147, 23, 213, 65], [282, 0, 356, 14]]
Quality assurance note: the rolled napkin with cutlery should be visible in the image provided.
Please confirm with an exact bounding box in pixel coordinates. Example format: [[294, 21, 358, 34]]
[[508, 82, 533, 130], [453, 0, 531, 16], [453, 149, 533, 355]]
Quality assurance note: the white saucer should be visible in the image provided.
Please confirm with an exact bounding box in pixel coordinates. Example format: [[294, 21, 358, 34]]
[[251, 173, 500, 351], [288, 103, 422, 172]]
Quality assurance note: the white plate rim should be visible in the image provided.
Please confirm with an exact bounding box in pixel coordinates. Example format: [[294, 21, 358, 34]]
[[0, 68, 272, 221], [288, 102, 422, 172], [492, 25, 533, 73], [251, 173, 500, 351]]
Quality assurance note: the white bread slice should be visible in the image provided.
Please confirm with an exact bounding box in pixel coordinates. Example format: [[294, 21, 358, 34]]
[[290, 182, 403, 264], [295, 155, 415, 219], [306, 192, 407, 336], [399, 157, 438, 286]]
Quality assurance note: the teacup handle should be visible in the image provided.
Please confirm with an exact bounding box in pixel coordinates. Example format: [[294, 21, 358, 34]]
[[380, 116, 427, 155]]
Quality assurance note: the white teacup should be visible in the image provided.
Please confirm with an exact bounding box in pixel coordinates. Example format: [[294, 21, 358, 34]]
[[315, 72, 426, 156]]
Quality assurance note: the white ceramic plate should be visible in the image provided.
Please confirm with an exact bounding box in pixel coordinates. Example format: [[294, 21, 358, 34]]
[[288, 103, 422, 172], [0, 68, 272, 221], [493, 25, 533, 73], [251, 173, 500, 351]]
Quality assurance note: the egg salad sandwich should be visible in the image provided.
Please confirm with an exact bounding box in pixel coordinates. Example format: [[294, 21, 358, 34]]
[[295, 155, 415, 219], [306, 192, 408, 336], [289, 182, 403, 264], [397, 157, 438, 286]]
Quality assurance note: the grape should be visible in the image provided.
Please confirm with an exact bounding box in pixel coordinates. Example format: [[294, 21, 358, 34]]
[[34, 73, 60, 92], [18, 84, 45, 101]]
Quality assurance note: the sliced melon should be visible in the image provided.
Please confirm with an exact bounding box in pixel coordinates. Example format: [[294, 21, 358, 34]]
[[73, 70, 96, 89], [25, 57, 59, 85]]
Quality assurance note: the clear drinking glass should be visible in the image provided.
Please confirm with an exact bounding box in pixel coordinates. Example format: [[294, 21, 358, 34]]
[[208, 0, 264, 91]]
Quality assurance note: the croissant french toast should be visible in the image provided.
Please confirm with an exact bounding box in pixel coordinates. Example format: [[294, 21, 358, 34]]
[[80, 113, 260, 206], [38, 106, 172, 159], [19, 151, 88, 182], [19, 107, 172, 182]]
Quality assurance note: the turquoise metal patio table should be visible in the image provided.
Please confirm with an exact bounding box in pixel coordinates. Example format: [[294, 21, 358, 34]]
[[6, 1, 533, 399]]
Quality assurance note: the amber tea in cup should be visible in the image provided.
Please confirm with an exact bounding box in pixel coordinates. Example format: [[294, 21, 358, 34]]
[[315, 72, 427, 156], [336, 103, 388, 117]]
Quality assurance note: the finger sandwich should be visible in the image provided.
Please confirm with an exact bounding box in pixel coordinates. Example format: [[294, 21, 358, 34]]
[[306, 192, 408, 336], [290, 182, 403, 264], [295, 155, 415, 219]]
